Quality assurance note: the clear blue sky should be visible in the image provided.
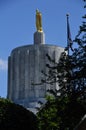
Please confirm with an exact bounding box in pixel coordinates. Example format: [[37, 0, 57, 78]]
[[0, 0, 85, 98]]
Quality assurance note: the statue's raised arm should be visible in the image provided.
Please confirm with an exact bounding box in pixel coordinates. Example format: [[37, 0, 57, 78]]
[[36, 9, 43, 32]]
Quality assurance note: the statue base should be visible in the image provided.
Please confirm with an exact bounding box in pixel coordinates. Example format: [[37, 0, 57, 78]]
[[34, 31, 45, 44]]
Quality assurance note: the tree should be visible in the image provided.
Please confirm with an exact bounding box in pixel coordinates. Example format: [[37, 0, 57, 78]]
[[0, 97, 38, 130], [37, 1, 86, 130], [37, 89, 86, 130]]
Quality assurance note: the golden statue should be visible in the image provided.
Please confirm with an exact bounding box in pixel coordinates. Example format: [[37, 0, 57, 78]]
[[36, 9, 43, 32]]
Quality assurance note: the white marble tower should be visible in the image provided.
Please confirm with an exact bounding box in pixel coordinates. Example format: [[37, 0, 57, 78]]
[[7, 10, 64, 113]]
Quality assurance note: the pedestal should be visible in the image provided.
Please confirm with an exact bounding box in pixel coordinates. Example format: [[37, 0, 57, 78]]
[[34, 31, 45, 44]]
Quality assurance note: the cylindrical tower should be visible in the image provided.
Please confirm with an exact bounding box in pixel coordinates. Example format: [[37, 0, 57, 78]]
[[7, 10, 64, 113], [7, 32, 64, 113]]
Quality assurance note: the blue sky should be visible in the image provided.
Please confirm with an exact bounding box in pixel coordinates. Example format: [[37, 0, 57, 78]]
[[0, 0, 85, 98]]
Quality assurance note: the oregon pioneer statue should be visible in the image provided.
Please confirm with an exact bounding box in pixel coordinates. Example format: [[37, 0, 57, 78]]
[[36, 9, 43, 32]]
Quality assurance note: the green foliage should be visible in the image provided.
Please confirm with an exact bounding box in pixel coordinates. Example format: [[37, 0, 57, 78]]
[[0, 97, 38, 130], [37, 92, 86, 130], [37, 95, 60, 130]]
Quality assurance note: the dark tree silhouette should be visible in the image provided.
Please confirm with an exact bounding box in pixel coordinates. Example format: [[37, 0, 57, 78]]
[[37, 1, 86, 130], [0, 98, 38, 130]]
